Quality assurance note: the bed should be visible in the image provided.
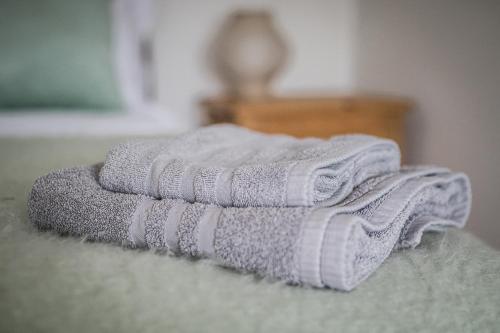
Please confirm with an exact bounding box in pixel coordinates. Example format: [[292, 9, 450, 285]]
[[0, 0, 187, 137], [0, 137, 499, 332], [1, 0, 499, 330]]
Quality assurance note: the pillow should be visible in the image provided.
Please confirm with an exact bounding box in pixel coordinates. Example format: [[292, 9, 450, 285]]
[[0, 0, 122, 110]]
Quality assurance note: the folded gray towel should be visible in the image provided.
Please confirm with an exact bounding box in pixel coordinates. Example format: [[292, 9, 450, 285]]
[[29, 164, 470, 291], [99, 125, 401, 207]]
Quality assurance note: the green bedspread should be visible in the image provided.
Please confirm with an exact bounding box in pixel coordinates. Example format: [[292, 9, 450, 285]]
[[0, 138, 499, 333]]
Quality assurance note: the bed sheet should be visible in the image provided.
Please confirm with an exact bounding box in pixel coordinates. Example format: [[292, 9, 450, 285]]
[[0, 137, 499, 332]]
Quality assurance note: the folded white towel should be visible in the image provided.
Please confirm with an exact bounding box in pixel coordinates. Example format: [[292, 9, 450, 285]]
[[29, 165, 470, 291], [99, 125, 401, 207]]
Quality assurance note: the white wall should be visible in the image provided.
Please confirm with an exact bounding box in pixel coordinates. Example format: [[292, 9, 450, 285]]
[[154, 0, 357, 128], [354, 0, 500, 248]]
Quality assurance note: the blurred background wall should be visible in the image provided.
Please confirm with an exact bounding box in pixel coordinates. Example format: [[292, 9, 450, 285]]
[[354, 0, 500, 248], [153, 0, 500, 248]]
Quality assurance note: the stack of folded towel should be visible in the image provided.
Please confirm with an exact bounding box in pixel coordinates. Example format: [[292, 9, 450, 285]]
[[28, 125, 471, 291]]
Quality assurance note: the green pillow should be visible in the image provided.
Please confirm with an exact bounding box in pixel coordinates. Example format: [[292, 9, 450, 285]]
[[0, 0, 122, 110]]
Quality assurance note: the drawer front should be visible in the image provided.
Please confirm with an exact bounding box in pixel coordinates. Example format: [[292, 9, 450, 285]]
[[234, 107, 403, 141]]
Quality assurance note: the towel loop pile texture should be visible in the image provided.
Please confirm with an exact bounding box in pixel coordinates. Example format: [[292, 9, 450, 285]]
[[28, 125, 471, 291], [99, 125, 401, 207]]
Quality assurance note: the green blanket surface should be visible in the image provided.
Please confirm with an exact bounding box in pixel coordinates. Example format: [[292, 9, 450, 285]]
[[1, 138, 499, 333]]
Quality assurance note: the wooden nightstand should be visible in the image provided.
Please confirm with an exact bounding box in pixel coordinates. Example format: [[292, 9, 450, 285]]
[[201, 95, 411, 156]]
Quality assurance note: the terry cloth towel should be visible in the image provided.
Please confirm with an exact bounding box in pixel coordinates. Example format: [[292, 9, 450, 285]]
[[99, 125, 401, 207], [29, 165, 470, 291]]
